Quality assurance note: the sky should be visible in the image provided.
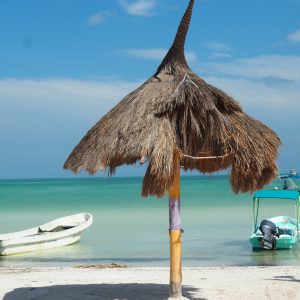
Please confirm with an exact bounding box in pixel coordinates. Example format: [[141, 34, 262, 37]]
[[0, 0, 300, 179]]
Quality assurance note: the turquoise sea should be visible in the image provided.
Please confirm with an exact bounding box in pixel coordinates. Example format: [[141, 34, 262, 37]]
[[0, 176, 300, 267]]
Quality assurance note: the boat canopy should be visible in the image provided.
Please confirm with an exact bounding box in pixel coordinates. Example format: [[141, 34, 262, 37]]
[[280, 174, 300, 179], [254, 190, 300, 201]]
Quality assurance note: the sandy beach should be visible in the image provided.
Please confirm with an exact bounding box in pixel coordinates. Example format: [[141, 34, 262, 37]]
[[0, 266, 299, 300]]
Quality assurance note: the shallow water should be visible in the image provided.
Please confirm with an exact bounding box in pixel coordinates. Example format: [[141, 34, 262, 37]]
[[0, 176, 300, 267]]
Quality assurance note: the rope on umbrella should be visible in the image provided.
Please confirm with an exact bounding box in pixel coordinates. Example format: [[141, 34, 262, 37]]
[[180, 136, 239, 160], [173, 74, 198, 96], [180, 152, 234, 160], [139, 135, 239, 163]]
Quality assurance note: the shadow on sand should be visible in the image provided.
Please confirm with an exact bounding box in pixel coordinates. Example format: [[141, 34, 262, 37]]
[[4, 283, 205, 300], [270, 275, 300, 283]]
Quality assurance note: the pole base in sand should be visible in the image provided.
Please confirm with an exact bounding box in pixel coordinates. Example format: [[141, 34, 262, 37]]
[[167, 296, 189, 300], [169, 281, 181, 298], [168, 280, 189, 300]]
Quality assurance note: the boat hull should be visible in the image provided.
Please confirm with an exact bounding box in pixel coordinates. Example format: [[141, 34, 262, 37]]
[[0, 213, 92, 256], [250, 234, 298, 250], [250, 216, 299, 250]]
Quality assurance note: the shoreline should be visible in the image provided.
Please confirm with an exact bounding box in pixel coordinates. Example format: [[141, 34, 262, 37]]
[[1, 266, 299, 299]]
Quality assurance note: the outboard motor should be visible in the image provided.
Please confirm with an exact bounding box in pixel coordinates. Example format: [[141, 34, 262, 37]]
[[259, 220, 280, 250]]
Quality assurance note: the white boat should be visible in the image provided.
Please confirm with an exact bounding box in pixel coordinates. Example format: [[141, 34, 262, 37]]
[[0, 213, 93, 256]]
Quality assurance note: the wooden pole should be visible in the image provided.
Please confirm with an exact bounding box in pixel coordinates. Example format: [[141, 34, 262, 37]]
[[169, 155, 182, 298]]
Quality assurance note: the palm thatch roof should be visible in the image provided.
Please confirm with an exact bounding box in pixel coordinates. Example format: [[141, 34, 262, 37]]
[[64, 0, 281, 197]]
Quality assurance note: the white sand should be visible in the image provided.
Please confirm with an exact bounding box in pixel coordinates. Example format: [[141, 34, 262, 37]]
[[0, 266, 300, 300]]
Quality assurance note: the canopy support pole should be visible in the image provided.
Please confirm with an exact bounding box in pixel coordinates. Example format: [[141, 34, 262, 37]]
[[168, 155, 183, 299]]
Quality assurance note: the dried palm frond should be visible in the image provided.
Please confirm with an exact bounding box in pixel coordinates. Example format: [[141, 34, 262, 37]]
[[64, 0, 281, 197]]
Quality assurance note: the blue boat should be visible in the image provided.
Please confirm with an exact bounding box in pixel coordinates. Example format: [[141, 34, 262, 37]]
[[250, 190, 300, 250]]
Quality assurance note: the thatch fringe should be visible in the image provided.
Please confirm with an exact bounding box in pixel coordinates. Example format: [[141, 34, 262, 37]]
[[64, 0, 281, 197]]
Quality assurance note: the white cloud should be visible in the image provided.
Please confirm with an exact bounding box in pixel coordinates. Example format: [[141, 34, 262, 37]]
[[126, 48, 197, 63], [87, 11, 112, 26], [0, 78, 143, 178], [186, 51, 197, 63], [210, 52, 232, 59], [118, 0, 156, 17], [287, 29, 300, 42], [127, 48, 166, 59], [206, 41, 232, 52], [202, 55, 300, 82], [0, 78, 141, 121], [206, 41, 232, 60]]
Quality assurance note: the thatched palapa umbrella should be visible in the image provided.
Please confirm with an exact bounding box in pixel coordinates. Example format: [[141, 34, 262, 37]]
[[64, 0, 281, 298]]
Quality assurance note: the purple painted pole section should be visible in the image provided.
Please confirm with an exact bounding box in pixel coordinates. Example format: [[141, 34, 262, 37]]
[[169, 197, 181, 230]]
